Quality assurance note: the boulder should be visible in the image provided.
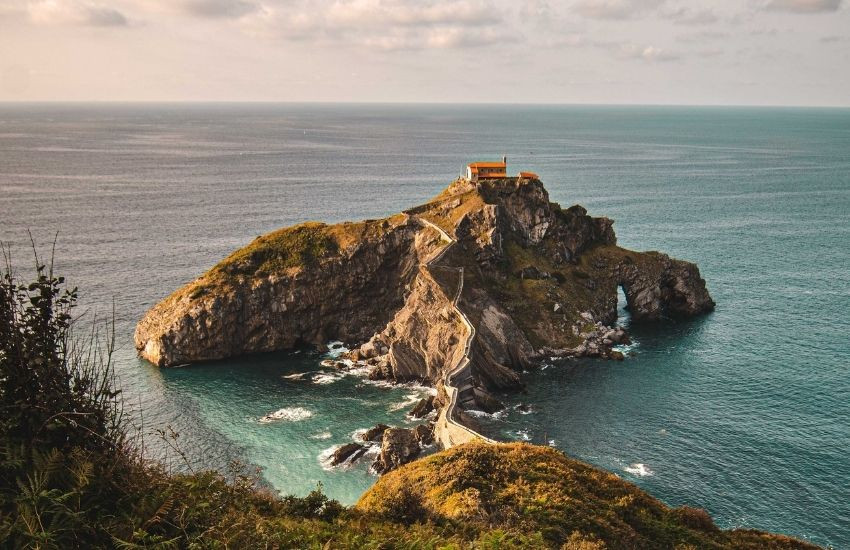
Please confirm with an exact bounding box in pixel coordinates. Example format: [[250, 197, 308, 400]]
[[362, 423, 390, 442], [330, 443, 366, 466], [473, 388, 504, 414], [413, 423, 435, 446], [409, 396, 435, 418], [360, 339, 380, 359], [373, 427, 420, 474]]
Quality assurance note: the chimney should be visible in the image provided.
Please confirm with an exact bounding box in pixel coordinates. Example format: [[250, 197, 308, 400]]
[[502, 154, 507, 166]]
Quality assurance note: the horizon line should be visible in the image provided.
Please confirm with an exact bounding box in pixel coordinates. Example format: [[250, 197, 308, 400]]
[[1, 100, 849, 109]]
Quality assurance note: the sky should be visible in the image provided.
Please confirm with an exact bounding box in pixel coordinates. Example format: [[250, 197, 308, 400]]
[[0, 0, 848, 105]]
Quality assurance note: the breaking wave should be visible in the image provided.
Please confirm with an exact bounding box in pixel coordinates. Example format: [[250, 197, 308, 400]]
[[312, 372, 345, 385], [624, 463, 654, 477], [258, 406, 313, 423], [389, 393, 422, 412]]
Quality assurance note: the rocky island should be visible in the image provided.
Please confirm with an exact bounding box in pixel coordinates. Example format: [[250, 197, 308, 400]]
[[136, 175, 714, 466]]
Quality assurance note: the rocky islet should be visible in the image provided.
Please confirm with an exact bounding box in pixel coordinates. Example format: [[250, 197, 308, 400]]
[[136, 176, 714, 469]]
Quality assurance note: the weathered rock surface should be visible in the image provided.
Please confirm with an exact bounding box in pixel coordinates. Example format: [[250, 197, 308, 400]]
[[134, 218, 440, 367], [373, 427, 421, 473], [330, 443, 367, 466], [361, 424, 390, 442], [413, 423, 435, 446], [409, 396, 435, 419]]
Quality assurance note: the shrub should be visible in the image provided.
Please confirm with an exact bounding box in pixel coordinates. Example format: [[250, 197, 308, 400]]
[[673, 506, 718, 532]]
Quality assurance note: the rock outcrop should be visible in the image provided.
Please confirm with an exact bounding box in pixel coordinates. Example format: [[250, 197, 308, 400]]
[[136, 176, 714, 442], [361, 424, 390, 442], [135, 218, 441, 367], [330, 443, 367, 466], [373, 427, 421, 474], [409, 396, 435, 419]]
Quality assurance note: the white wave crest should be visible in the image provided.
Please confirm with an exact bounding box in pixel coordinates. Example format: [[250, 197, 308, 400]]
[[312, 372, 344, 385], [309, 431, 332, 440], [624, 463, 654, 477], [465, 409, 508, 420], [325, 341, 349, 358], [389, 393, 422, 412], [514, 404, 535, 415], [351, 428, 369, 441], [318, 445, 341, 470], [258, 407, 313, 423]]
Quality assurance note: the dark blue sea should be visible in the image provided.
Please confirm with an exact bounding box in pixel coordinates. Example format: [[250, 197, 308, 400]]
[[1, 103, 848, 548]]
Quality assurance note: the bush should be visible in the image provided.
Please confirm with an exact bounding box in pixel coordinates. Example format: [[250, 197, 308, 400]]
[[0, 245, 132, 547], [673, 506, 718, 532]]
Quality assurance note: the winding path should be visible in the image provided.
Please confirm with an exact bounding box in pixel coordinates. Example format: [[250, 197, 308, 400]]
[[414, 216, 496, 448]]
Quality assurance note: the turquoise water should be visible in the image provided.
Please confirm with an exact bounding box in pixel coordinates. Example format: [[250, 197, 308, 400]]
[[159, 347, 433, 499], [1, 104, 848, 547]]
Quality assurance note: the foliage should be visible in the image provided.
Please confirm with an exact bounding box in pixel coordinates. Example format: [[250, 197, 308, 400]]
[[0, 244, 132, 547], [357, 442, 820, 550]]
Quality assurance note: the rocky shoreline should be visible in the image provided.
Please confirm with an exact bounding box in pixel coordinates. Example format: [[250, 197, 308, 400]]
[[136, 176, 714, 471]]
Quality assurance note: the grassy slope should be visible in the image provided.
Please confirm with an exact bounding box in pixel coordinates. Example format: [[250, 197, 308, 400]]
[[357, 442, 819, 550], [150, 215, 408, 311]]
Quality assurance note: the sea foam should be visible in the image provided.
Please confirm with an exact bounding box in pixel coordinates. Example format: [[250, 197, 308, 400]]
[[624, 463, 654, 477], [258, 406, 313, 423]]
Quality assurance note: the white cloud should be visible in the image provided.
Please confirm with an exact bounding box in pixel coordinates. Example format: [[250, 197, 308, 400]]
[[360, 26, 502, 51], [574, 0, 665, 20], [26, 0, 128, 26], [326, 0, 498, 27], [676, 30, 730, 43], [618, 43, 679, 61], [764, 0, 842, 13], [182, 0, 259, 18], [664, 7, 719, 25], [239, 0, 505, 50]]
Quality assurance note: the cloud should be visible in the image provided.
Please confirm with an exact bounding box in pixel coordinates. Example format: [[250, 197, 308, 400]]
[[764, 0, 842, 13], [26, 0, 128, 26], [240, 0, 506, 50], [325, 0, 499, 28], [182, 0, 260, 18], [617, 43, 679, 61], [676, 30, 730, 43], [573, 0, 665, 20], [360, 27, 502, 51], [694, 48, 724, 58], [664, 7, 718, 25]]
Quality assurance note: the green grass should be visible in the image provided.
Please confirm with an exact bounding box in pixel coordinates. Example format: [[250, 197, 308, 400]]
[[214, 221, 340, 277]]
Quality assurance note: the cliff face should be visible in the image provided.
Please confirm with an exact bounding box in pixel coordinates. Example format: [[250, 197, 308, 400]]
[[136, 178, 714, 397], [348, 178, 713, 414], [135, 217, 441, 367]]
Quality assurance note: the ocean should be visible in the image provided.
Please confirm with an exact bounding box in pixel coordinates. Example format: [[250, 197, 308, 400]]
[[1, 103, 847, 547]]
